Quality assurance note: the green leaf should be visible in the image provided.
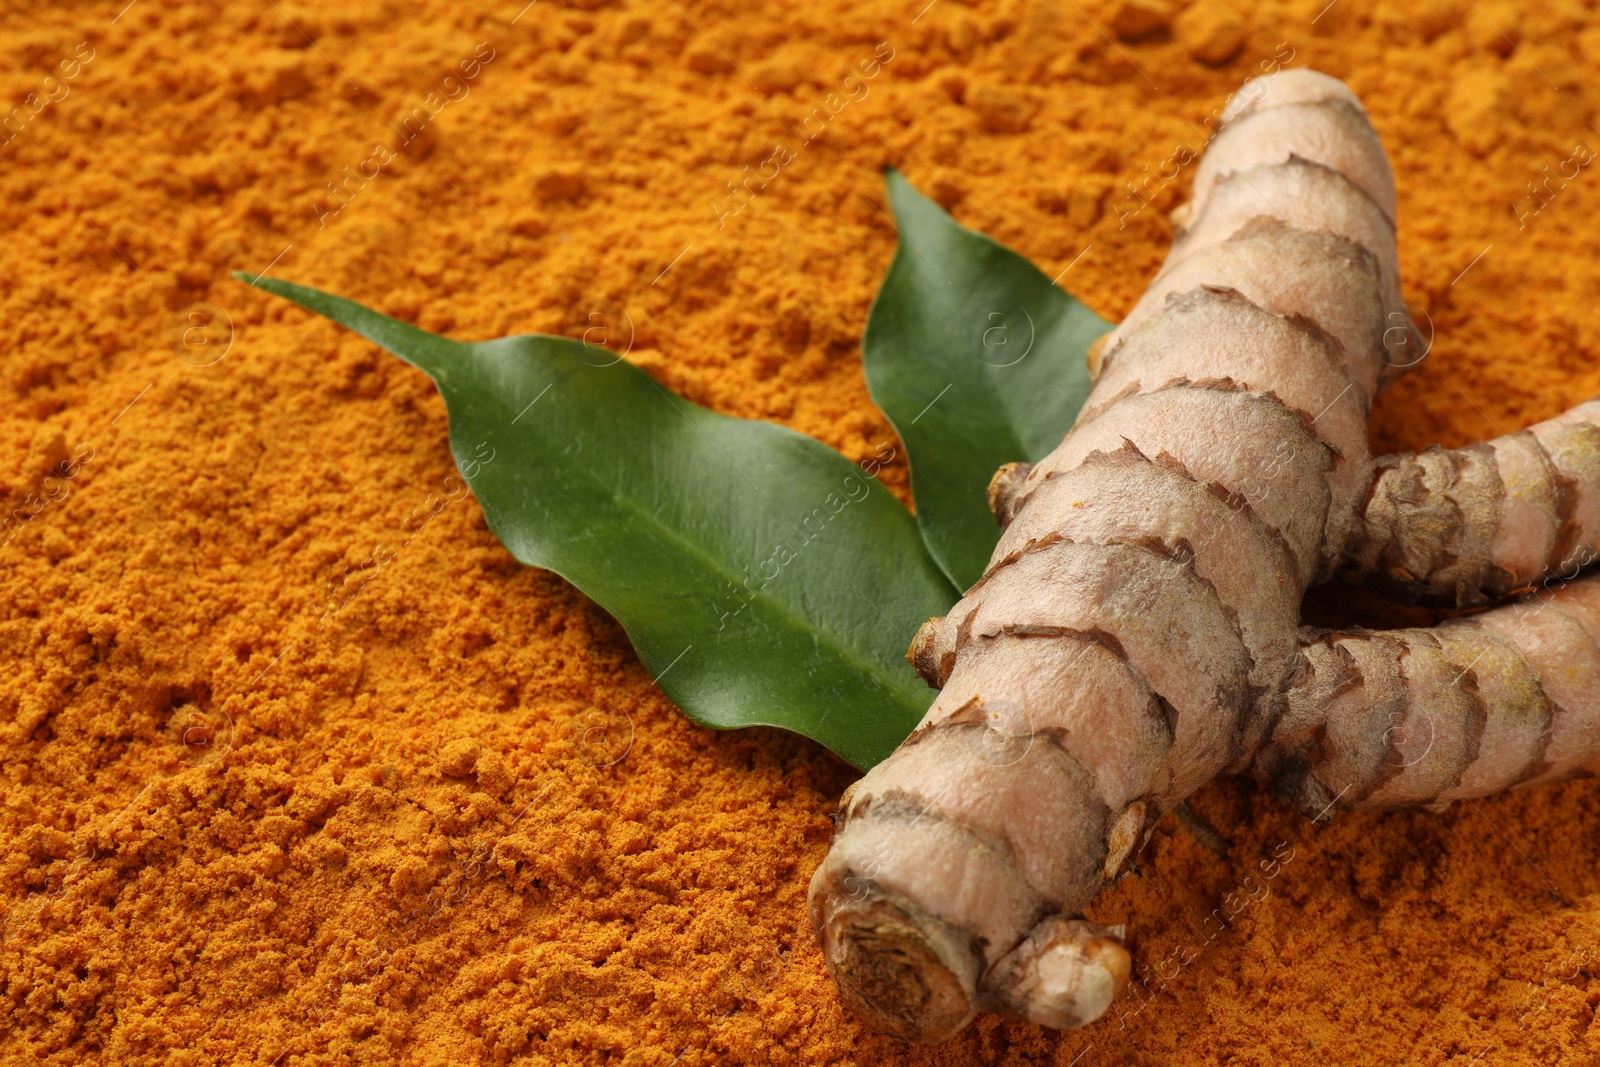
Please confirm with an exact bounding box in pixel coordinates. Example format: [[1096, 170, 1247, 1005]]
[[863, 170, 1112, 590], [235, 273, 960, 770]]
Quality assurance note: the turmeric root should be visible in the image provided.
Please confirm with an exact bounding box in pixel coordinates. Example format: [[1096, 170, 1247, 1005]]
[[1339, 400, 1600, 607], [808, 69, 1600, 1043], [1260, 579, 1600, 814]]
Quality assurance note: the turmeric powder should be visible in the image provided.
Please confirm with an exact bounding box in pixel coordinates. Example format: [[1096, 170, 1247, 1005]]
[[3, 1, 1600, 1065]]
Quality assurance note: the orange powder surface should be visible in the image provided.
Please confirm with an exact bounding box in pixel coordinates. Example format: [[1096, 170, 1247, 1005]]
[[3, 0, 1600, 1064]]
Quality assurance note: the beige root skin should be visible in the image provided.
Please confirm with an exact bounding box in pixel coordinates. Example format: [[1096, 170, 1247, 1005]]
[[983, 917, 1131, 1030], [1340, 399, 1600, 607], [1258, 575, 1600, 814], [810, 68, 1600, 1042]]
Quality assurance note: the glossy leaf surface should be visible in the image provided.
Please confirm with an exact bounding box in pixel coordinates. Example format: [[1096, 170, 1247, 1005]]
[[238, 273, 960, 769], [863, 170, 1111, 589]]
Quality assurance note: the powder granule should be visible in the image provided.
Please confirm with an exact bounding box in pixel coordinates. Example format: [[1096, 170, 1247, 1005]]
[[3, 0, 1600, 1064]]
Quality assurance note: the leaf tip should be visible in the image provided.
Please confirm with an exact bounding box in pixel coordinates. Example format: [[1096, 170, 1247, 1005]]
[[231, 269, 279, 293], [881, 167, 933, 220]]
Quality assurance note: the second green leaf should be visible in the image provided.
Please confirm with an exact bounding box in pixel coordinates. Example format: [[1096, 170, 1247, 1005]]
[[863, 170, 1111, 590]]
